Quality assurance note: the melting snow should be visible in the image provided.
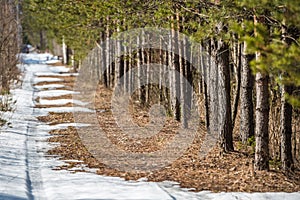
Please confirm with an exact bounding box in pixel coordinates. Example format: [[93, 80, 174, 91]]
[[33, 77, 63, 84], [35, 90, 79, 98], [34, 72, 78, 77], [38, 99, 90, 106], [34, 84, 66, 90]]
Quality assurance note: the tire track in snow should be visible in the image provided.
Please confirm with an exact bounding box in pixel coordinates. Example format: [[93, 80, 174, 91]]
[[25, 125, 34, 200], [24, 66, 39, 200]]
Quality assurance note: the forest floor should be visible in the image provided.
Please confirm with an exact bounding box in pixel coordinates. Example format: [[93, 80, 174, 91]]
[[38, 63, 300, 193]]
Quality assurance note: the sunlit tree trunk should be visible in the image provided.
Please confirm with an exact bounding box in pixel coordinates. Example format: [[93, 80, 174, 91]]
[[62, 36, 67, 65], [137, 34, 142, 102], [232, 38, 241, 128], [114, 20, 121, 88], [254, 69, 270, 170], [254, 15, 270, 171], [168, 16, 176, 116], [106, 16, 111, 88]]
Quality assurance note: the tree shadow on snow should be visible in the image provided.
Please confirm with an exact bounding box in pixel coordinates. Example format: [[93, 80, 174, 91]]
[[0, 193, 27, 200]]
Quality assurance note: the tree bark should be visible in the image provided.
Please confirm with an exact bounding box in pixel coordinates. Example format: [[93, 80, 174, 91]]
[[232, 40, 241, 129], [146, 36, 151, 104], [114, 20, 121, 88], [0, 0, 19, 91], [202, 42, 210, 129], [62, 36, 67, 65], [254, 70, 270, 171], [217, 39, 234, 152], [280, 19, 294, 171], [105, 16, 111, 88], [209, 39, 219, 139], [140, 29, 146, 105], [240, 41, 254, 144], [280, 84, 293, 171], [137, 35, 142, 102], [254, 14, 270, 171], [168, 16, 176, 117]]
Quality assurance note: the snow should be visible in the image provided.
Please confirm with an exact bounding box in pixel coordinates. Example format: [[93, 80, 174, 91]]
[[48, 66, 71, 73], [45, 59, 61, 65], [34, 84, 66, 90], [38, 99, 90, 106], [19, 53, 58, 64], [1, 53, 299, 200], [36, 123, 91, 131], [33, 77, 63, 84], [37, 107, 94, 116], [35, 89, 79, 98], [34, 72, 78, 77]]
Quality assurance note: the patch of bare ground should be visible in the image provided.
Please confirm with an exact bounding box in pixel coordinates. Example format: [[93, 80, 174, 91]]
[[40, 82, 300, 193], [33, 75, 75, 88], [94, 86, 180, 152], [37, 75, 76, 80], [47, 61, 64, 67], [35, 87, 68, 91], [37, 112, 74, 125], [35, 103, 74, 109], [37, 94, 73, 101], [34, 81, 74, 88]]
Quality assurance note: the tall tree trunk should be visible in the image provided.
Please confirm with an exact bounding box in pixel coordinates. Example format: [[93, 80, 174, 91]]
[[254, 15, 270, 171], [240, 41, 254, 144], [280, 84, 293, 171], [183, 27, 192, 128], [127, 33, 132, 93], [159, 32, 164, 103], [217, 39, 234, 152], [123, 46, 128, 93], [209, 39, 219, 139], [137, 34, 142, 102], [62, 36, 67, 65], [202, 42, 210, 129], [39, 30, 46, 51], [101, 29, 108, 87], [146, 37, 151, 104], [232, 39, 241, 128], [114, 20, 121, 88], [254, 70, 270, 170], [105, 16, 111, 88], [176, 12, 186, 125], [168, 16, 176, 117], [140, 29, 146, 105], [280, 20, 294, 171]]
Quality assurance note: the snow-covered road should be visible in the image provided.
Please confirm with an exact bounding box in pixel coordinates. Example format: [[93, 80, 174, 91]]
[[0, 53, 299, 200]]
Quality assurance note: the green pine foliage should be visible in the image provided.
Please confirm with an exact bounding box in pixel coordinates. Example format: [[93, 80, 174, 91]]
[[21, 0, 300, 106]]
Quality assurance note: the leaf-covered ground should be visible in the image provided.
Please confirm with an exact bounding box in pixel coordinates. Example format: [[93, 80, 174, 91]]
[[36, 73, 300, 193]]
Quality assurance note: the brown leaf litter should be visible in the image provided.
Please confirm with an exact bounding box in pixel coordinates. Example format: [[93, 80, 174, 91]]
[[36, 76, 300, 193]]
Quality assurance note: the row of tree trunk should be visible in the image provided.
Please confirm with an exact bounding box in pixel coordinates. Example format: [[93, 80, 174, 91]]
[[78, 14, 297, 172]]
